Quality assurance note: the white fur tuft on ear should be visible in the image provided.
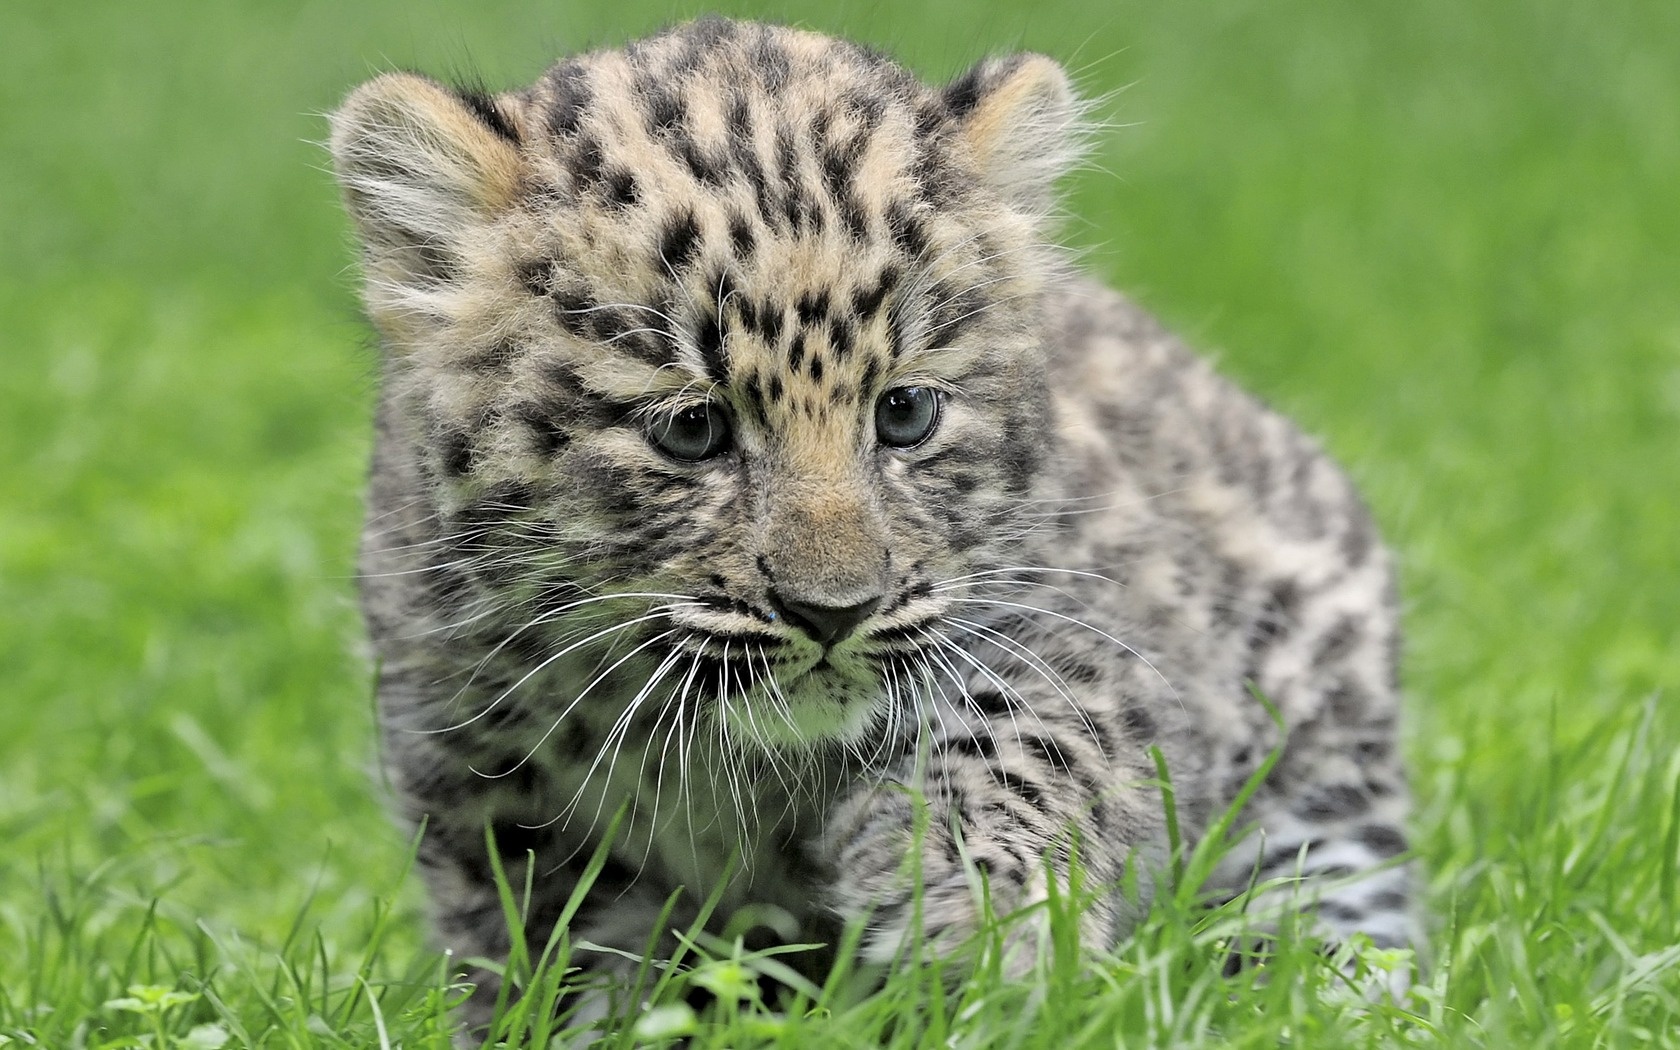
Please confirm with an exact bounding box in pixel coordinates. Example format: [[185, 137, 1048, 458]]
[[328, 72, 523, 283], [945, 54, 1084, 217]]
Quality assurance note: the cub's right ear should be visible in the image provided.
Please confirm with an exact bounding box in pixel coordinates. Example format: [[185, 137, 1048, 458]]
[[328, 72, 523, 286]]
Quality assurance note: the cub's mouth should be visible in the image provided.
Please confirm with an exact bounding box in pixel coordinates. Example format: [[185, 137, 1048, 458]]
[[705, 647, 895, 751], [660, 596, 948, 750]]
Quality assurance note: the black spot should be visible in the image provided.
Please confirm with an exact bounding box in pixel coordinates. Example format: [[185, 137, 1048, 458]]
[[1063, 661, 1100, 685], [456, 88, 520, 143], [887, 314, 908, 359], [1356, 736, 1392, 761], [586, 306, 637, 346], [602, 169, 638, 208], [1293, 783, 1370, 822], [721, 86, 763, 156], [728, 213, 756, 258], [540, 358, 587, 395], [545, 63, 590, 137], [734, 296, 759, 334], [808, 109, 832, 156], [531, 369, 628, 430], [726, 90, 753, 142], [1325, 679, 1370, 723], [567, 450, 644, 520], [463, 340, 516, 375], [752, 37, 791, 91], [1357, 823, 1408, 857], [1253, 581, 1300, 646], [1118, 705, 1157, 740], [758, 300, 784, 346], [517, 259, 554, 298], [998, 769, 1046, 808], [1318, 902, 1364, 925], [943, 65, 986, 117], [860, 618, 923, 643], [1036, 736, 1104, 794], [787, 331, 807, 372], [775, 122, 800, 191], [851, 265, 900, 319], [695, 315, 728, 383], [517, 403, 570, 457], [1259, 840, 1314, 874], [885, 200, 931, 258], [680, 14, 740, 52], [1019, 733, 1068, 770], [706, 266, 740, 315], [914, 144, 962, 206], [808, 354, 825, 382], [999, 438, 1038, 495], [677, 136, 727, 186], [487, 818, 547, 861], [828, 316, 855, 360], [571, 136, 605, 188], [752, 178, 782, 232], [837, 195, 869, 239], [1313, 616, 1363, 667], [647, 89, 686, 135], [914, 101, 946, 138], [858, 356, 880, 396], [658, 210, 703, 273], [819, 142, 853, 203], [927, 284, 985, 344], [550, 288, 598, 340], [438, 430, 472, 477], [766, 374, 784, 404], [738, 371, 768, 427], [945, 733, 997, 761], [796, 290, 830, 327]]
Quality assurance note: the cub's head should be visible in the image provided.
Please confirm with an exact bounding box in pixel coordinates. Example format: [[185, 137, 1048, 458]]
[[330, 18, 1082, 750]]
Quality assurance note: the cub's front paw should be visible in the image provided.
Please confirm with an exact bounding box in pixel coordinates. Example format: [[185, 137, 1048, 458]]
[[821, 785, 1022, 966]]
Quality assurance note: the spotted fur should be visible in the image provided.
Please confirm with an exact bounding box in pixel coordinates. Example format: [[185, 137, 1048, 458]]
[[329, 16, 1418, 1033]]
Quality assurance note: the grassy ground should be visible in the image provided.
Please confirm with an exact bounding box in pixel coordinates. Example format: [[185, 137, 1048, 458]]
[[2, 0, 1677, 1045]]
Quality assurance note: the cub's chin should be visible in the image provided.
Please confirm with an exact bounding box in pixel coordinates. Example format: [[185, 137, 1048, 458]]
[[717, 657, 890, 752]]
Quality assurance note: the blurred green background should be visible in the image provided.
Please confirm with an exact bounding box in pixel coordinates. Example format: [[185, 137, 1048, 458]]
[[2, 0, 1677, 1043]]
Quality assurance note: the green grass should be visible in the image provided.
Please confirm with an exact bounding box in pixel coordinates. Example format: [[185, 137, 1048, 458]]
[[3, 0, 1677, 1045]]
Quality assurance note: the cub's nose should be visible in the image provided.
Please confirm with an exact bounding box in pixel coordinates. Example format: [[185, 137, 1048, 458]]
[[769, 591, 882, 648]]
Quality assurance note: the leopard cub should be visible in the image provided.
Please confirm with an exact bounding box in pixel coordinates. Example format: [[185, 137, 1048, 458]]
[[330, 15, 1417, 1030]]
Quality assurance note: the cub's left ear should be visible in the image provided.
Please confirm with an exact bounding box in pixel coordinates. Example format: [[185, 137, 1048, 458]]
[[944, 54, 1081, 216], [328, 72, 524, 289]]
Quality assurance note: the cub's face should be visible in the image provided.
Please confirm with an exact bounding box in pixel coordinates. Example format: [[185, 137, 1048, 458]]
[[332, 20, 1079, 749]]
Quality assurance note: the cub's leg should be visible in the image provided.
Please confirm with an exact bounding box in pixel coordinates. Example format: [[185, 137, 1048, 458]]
[[1209, 565, 1421, 969], [407, 802, 672, 1040], [820, 659, 1178, 966]]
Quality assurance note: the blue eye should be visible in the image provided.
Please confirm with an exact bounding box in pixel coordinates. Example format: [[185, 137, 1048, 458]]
[[875, 386, 941, 448], [649, 402, 732, 461]]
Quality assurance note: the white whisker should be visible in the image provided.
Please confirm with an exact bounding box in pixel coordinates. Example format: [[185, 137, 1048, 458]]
[[944, 596, 1183, 713], [470, 627, 680, 781]]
